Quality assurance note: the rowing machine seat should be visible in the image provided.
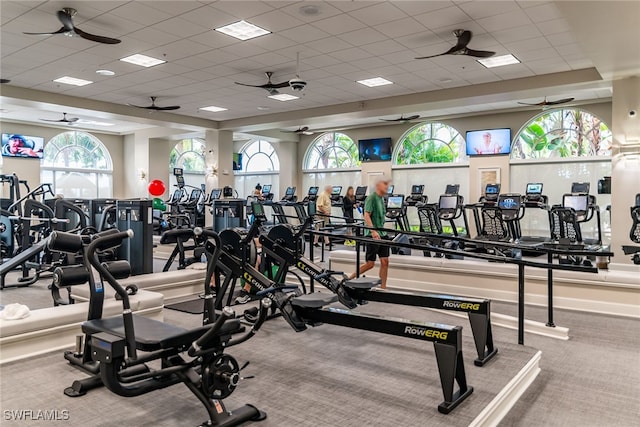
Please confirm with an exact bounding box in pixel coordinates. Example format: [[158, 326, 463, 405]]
[[291, 293, 337, 308], [344, 276, 381, 289], [81, 315, 243, 352]]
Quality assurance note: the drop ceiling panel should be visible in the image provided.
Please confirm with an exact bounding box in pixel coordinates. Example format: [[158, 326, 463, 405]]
[[311, 13, 367, 35], [210, 1, 275, 20], [349, 2, 408, 26]]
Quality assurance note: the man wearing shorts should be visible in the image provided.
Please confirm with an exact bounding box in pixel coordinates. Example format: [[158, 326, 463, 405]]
[[349, 176, 390, 288]]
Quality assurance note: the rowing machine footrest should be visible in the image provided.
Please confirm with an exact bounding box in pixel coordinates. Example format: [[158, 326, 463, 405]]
[[291, 293, 337, 308], [345, 276, 381, 289]]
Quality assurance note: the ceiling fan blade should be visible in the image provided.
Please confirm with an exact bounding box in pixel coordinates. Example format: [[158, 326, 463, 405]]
[[24, 27, 67, 36], [150, 106, 180, 111], [0, 79, 10, 84], [267, 81, 291, 89], [66, 117, 79, 122], [453, 30, 472, 50], [415, 52, 447, 60], [235, 82, 264, 88], [406, 115, 421, 121], [545, 97, 575, 105], [465, 49, 496, 58], [517, 102, 542, 106], [379, 118, 401, 122], [74, 27, 121, 44], [40, 119, 64, 122]]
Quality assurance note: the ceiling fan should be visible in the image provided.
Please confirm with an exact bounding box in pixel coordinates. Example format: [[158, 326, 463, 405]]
[[235, 53, 308, 95], [281, 126, 314, 135], [23, 8, 121, 44], [128, 96, 180, 111], [40, 112, 79, 124], [380, 114, 421, 123], [415, 30, 495, 60], [518, 97, 575, 107]]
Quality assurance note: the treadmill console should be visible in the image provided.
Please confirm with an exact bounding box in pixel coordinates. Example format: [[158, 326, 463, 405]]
[[210, 189, 221, 200], [563, 194, 588, 217], [262, 184, 272, 195], [355, 186, 367, 202], [406, 185, 426, 205], [330, 186, 342, 203], [524, 182, 546, 206], [438, 195, 459, 219], [497, 194, 522, 221], [281, 186, 297, 203], [484, 184, 500, 202], [445, 184, 460, 195], [176, 175, 185, 188], [387, 185, 395, 194], [571, 182, 590, 194]]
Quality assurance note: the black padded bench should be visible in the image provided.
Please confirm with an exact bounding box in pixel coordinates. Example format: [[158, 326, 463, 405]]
[[82, 315, 243, 352]]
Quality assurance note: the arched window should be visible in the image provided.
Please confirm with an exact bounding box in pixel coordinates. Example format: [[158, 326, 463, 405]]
[[41, 131, 113, 198], [303, 132, 359, 170], [239, 140, 280, 173], [393, 122, 466, 165], [169, 138, 206, 173], [512, 108, 612, 159]]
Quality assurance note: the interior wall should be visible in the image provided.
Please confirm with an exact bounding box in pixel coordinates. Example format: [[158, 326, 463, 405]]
[[0, 121, 125, 198]]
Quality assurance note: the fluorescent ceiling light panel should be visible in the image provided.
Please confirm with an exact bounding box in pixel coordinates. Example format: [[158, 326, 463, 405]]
[[267, 93, 299, 101], [53, 76, 93, 86], [477, 54, 520, 68], [120, 54, 166, 68], [215, 20, 270, 41], [199, 106, 228, 112], [357, 77, 393, 87]]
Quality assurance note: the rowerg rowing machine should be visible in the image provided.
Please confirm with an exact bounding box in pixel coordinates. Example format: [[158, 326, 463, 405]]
[[260, 217, 497, 366]]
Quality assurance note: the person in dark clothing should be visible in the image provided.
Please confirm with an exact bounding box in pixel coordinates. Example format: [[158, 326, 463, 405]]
[[343, 186, 356, 246]]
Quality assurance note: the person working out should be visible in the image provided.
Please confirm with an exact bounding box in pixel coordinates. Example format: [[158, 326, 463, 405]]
[[349, 176, 390, 288], [314, 185, 332, 247], [343, 186, 356, 247]]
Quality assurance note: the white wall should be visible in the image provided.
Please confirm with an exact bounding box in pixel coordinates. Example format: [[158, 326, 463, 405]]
[[0, 121, 125, 198]]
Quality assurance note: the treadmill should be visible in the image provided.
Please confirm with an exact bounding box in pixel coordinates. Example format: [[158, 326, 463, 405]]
[[520, 183, 551, 244]]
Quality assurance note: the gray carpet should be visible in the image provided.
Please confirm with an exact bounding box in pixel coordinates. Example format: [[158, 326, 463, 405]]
[[0, 301, 537, 427]]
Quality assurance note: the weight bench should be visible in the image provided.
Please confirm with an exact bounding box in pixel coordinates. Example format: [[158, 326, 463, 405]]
[[344, 276, 497, 366], [290, 292, 473, 414]]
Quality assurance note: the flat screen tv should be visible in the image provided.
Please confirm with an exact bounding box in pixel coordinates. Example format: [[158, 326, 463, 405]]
[[232, 153, 242, 171], [359, 138, 392, 162], [466, 128, 511, 156], [1, 133, 44, 158]]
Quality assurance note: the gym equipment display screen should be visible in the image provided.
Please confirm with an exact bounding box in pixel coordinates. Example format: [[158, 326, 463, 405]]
[[358, 138, 392, 162], [308, 202, 317, 216], [445, 184, 459, 195], [232, 153, 243, 171], [262, 185, 271, 194], [526, 183, 543, 195], [387, 196, 403, 209], [564, 195, 588, 213], [355, 186, 367, 196], [211, 189, 221, 200], [571, 182, 590, 194], [285, 187, 295, 196], [252, 202, 264, 216], [411, 185, 424, 194], [439, 195, 457, 210], [387, 185, 395, 194], [331, 186, 342, 196], [466, 129, 511, 156], [173, 168, 183, 176], [308, 186, 318, 195], [498, 196, 520, 210], [176, 175, 185, 187], [1, 133, 44, 158], [485, 184, 500, 195]]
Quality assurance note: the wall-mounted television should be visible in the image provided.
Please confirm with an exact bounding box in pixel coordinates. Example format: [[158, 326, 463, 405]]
[[466, 129, 511, 156], [359, 137, 392, 162], [232, 153, 242, 171], [1, 133, 44, 158]]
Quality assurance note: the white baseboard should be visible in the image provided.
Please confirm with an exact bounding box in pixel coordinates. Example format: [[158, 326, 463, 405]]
[[469, 351, 542, 427]]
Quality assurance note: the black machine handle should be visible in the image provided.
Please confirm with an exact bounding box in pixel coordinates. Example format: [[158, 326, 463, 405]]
[[188, 306, 235, 357], [228, 298, 272, 347]]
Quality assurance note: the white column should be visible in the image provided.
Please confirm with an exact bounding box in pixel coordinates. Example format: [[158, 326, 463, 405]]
[[204, 129, 233, 226], [610, 77, 640, 267]]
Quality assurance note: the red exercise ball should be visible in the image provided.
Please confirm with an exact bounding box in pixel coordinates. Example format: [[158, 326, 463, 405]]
[[148, 179, 166, 197]]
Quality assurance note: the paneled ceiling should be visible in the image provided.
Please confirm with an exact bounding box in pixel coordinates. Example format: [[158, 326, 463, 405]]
[[1, 0, 608, 125]]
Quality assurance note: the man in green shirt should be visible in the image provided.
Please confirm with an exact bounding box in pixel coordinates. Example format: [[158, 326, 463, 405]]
[[349, 176, 390, 288]]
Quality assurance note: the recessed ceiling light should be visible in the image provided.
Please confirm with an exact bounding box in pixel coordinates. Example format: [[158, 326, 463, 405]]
[[215, 20, 270, 41], [357, 77, 394, 87], [199, 106, 228, 112], [96, 69, 115, 76], [120, 54, 166, 68], [53, 76, 93, 86], [267, 93, 299, 102], [477, 54, 520, 69], [77, 120, 114, 126]]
